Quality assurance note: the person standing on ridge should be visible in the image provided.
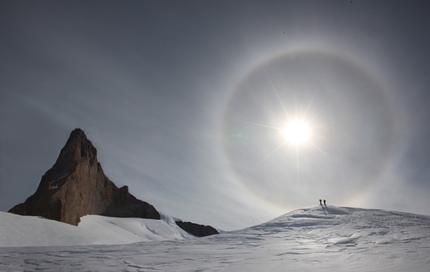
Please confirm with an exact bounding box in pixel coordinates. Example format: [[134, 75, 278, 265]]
[[319, 199, 322, 205], [323, 199, 326, 206]]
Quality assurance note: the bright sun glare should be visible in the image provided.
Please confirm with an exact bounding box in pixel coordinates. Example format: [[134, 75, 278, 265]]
[[280, 119, 311, 146]]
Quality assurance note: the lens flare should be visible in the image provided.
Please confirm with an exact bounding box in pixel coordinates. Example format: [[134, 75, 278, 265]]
[[280, 119, 311, 146]]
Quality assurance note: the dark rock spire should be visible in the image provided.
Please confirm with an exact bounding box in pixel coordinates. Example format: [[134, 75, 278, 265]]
[[9, 128, 160, 225]]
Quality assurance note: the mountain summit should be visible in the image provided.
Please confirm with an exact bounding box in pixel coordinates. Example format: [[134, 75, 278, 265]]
[[9, 128, 160, 225]]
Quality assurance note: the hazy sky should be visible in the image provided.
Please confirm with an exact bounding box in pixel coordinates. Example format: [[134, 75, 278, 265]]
[[1, 1, 430, 230]]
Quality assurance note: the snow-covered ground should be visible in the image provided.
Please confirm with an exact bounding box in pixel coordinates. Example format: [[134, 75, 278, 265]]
[[0, 212, 191, 247], [1, 206, 429, 271]]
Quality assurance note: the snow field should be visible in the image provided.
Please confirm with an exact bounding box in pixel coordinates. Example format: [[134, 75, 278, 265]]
[[1, 206, 429, 271]]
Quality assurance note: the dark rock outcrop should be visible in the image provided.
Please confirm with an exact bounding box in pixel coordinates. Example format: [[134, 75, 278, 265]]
[[9, 128, 160, 225], [175, 221, 219, 237]]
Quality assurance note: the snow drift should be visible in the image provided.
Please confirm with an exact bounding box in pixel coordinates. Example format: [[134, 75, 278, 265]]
[[0, 212, 191, 247], [1, 206, 430, 271]]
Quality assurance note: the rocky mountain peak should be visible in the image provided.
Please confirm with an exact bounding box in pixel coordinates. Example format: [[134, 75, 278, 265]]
[[9, 128, 218, 237], [57, 128, 97, 165], [38, 128, 98, 195], [9, 129, 160, 225]]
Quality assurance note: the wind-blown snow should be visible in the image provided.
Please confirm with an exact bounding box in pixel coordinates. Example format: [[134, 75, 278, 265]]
[[1, 206, 430, 271], [0, 212, 191, 247]]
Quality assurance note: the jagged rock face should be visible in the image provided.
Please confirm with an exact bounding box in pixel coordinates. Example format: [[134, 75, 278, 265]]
[[9, 128, 160, 225], [175, 221, 219, 237]]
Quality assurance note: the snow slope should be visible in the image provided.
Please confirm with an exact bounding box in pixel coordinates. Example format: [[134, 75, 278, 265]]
[[1, 206, 430, 271], [0, 212, 191, 247]]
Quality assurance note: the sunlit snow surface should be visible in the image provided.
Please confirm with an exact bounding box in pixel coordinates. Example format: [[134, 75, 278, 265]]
[[1, 206, 430, 271]]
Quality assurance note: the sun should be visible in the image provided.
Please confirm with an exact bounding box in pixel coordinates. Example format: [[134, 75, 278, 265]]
[[280, 119, 311, 146]]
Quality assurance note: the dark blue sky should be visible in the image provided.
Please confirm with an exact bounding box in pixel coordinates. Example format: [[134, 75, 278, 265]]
[[1, 1, 430, 230]]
